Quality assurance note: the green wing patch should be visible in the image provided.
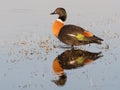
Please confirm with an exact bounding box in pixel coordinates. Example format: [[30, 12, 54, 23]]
[[76, 57, 85, 64], [76, 34, 85, 40]]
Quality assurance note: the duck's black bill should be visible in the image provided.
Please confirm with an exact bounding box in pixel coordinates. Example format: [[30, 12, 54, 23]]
[[50, 12, 55, 15]]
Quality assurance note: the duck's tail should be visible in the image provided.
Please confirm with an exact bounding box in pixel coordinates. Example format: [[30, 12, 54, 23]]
[[91, 35, 104, 44]]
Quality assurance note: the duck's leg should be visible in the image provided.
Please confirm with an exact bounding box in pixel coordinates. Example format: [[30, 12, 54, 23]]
[[71, 45, 74, 50]]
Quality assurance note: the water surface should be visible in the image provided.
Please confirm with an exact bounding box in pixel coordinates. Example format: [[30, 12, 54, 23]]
[[0, 0, 120, 90]]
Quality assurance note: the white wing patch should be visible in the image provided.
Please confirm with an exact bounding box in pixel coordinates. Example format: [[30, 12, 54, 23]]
[[67, 34, 76, 37]]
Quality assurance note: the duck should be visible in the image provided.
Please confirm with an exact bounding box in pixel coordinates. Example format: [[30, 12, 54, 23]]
[[51, 7, 103, 48]]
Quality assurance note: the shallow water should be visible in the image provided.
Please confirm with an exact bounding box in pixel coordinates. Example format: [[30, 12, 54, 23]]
[[0, 0, 120, 90]]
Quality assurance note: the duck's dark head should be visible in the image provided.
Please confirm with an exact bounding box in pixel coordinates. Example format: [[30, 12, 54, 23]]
[[51, 7, 67, 22]]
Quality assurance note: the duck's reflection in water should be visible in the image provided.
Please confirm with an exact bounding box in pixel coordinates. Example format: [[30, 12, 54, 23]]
[[52, 49, 103, 86]]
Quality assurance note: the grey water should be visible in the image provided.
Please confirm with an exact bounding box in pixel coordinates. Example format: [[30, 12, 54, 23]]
[[0, 0, 120, 90]]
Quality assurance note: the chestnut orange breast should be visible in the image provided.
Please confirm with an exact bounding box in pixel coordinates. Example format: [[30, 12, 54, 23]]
[[52, 19, 64, 37]]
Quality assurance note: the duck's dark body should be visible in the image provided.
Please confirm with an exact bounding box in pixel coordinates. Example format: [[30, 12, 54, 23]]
[[58, 24, 103, 46]]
